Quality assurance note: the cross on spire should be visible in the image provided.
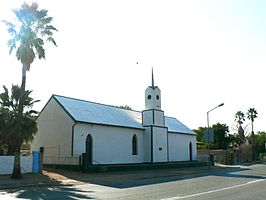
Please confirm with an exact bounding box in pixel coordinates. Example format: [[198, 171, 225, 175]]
[[152, 68, 154, 88]]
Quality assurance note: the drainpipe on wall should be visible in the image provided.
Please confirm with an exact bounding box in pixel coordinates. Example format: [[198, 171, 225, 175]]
[[71, 123, 77, 156]]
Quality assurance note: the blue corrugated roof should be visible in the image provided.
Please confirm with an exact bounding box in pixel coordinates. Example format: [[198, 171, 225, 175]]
[[53, 95, 195, 135]]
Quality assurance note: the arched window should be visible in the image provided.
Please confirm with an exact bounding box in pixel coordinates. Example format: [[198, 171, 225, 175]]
[[132, 134, 138, 155], [86, 134, 93, 164], [189, 142, 192, 161]]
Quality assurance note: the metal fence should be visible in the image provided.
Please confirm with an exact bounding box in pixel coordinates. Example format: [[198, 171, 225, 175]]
[[43, 156, 80, 166]]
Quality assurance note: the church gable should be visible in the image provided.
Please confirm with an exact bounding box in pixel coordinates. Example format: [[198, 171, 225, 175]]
[[32, 97, 74, 159]]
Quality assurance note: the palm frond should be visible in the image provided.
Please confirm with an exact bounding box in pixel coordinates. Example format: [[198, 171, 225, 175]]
[[25, 110, 39, 117], [16, 45, 35, 66], [45, 25, 58, 32], [0, 86, 11, 107], [47, 36, 57, 46], [4, 2, 57, 71], [7, 38, 18, 54], [247, 108, 258, 121], [37, 45, 45, 59], [32, 38, 45, 59], [36, 9, 48, 20], [10, 85, 21, 110], [41, 16, 53, 25], [2, 20, 17, 35], [0, 85, 39, 145]]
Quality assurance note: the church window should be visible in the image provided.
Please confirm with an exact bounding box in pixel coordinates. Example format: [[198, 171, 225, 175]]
[[86, 134, 93, 164], [189, 142, 192, 161], [156, 95, 160, 100], [132, 134, 138, 155], [147, 95, 151, 100]]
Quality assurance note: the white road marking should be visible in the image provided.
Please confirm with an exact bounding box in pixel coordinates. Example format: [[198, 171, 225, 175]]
[[162, 179, 265, 200]]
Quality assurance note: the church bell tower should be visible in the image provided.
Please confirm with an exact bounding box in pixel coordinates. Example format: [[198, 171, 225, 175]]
[[142, 69, 165, 127], [142, 69, 168, 163], [145, 69, 161, 110]]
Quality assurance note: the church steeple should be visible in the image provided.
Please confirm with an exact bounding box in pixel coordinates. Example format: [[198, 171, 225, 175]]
[[152, 68, 155, 88], [145, 69, 161, 110], [142, 69, 167, 163]]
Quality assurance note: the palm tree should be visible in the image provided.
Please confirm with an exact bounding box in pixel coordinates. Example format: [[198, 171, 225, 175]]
[[235, 111, 245, 143], [0, 85, 39, 177], [0, 107, 10, 155], [247, 108, 258, 160], [3, 2, 57, 178], [235, 111, 245, 125]]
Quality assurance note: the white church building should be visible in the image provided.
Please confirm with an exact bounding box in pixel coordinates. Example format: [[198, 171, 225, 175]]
[[31, 73, 197, 166]]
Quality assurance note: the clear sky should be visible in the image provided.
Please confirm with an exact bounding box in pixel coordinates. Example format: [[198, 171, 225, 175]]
[[0, 0, 266, 134]]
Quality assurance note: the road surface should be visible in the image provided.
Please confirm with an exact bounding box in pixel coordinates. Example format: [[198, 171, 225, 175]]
[[1, 162, 266, 199]]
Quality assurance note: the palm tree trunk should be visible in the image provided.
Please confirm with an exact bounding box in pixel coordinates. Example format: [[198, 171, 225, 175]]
[[251, 121, 256, 161], [18, 65, 27, 115], [7, 143, 15, 156], [252, 130, 255, 161], [11, 65, 27, 179], [11, 143, 22, 179]]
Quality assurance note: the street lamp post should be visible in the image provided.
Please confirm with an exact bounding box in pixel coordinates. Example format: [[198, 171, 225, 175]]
[[207, 103, 224, 170]]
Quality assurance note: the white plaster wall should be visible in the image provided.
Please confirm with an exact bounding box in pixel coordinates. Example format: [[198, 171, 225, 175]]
[[143, 110, 164, 126], [0, 156, 33, 174], [152, 127, 168, 162], [145, 87, 161, 110], [168, 133, 197, 161], [153, 110, 165, 126], [142, 110, 153, 125], [143, 126, 152, 162], [73, 123, 145, 164], [31, 98, 74, 164]]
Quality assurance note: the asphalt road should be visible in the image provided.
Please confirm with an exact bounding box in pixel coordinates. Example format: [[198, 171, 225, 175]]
[[1, 162, 266, 200]]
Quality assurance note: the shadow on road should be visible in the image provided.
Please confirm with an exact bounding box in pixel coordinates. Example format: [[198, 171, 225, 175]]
[[39, 165, 265, 189], [2, 162, 266, 199], [215, 171, 266, 180], [4, 186, 94, 199]]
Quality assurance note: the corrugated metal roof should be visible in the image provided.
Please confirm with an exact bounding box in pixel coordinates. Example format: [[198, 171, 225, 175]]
[[165, 116, 195, 135], [53, 95, 195, 135]]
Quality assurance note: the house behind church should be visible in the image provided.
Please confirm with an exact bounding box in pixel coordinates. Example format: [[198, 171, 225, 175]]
[[31, 78, 197, 166]]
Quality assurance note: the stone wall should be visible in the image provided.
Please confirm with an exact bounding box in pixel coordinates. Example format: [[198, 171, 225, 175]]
[[197, 145, 253, 165]]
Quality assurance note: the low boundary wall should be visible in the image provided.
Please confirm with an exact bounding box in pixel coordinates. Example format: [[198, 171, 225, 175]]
[[0, 152, 41, 175], [0, 156, 33, 174]]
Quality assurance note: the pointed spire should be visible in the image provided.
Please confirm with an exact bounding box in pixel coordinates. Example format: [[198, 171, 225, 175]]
[[151, 67, 154, 88]]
